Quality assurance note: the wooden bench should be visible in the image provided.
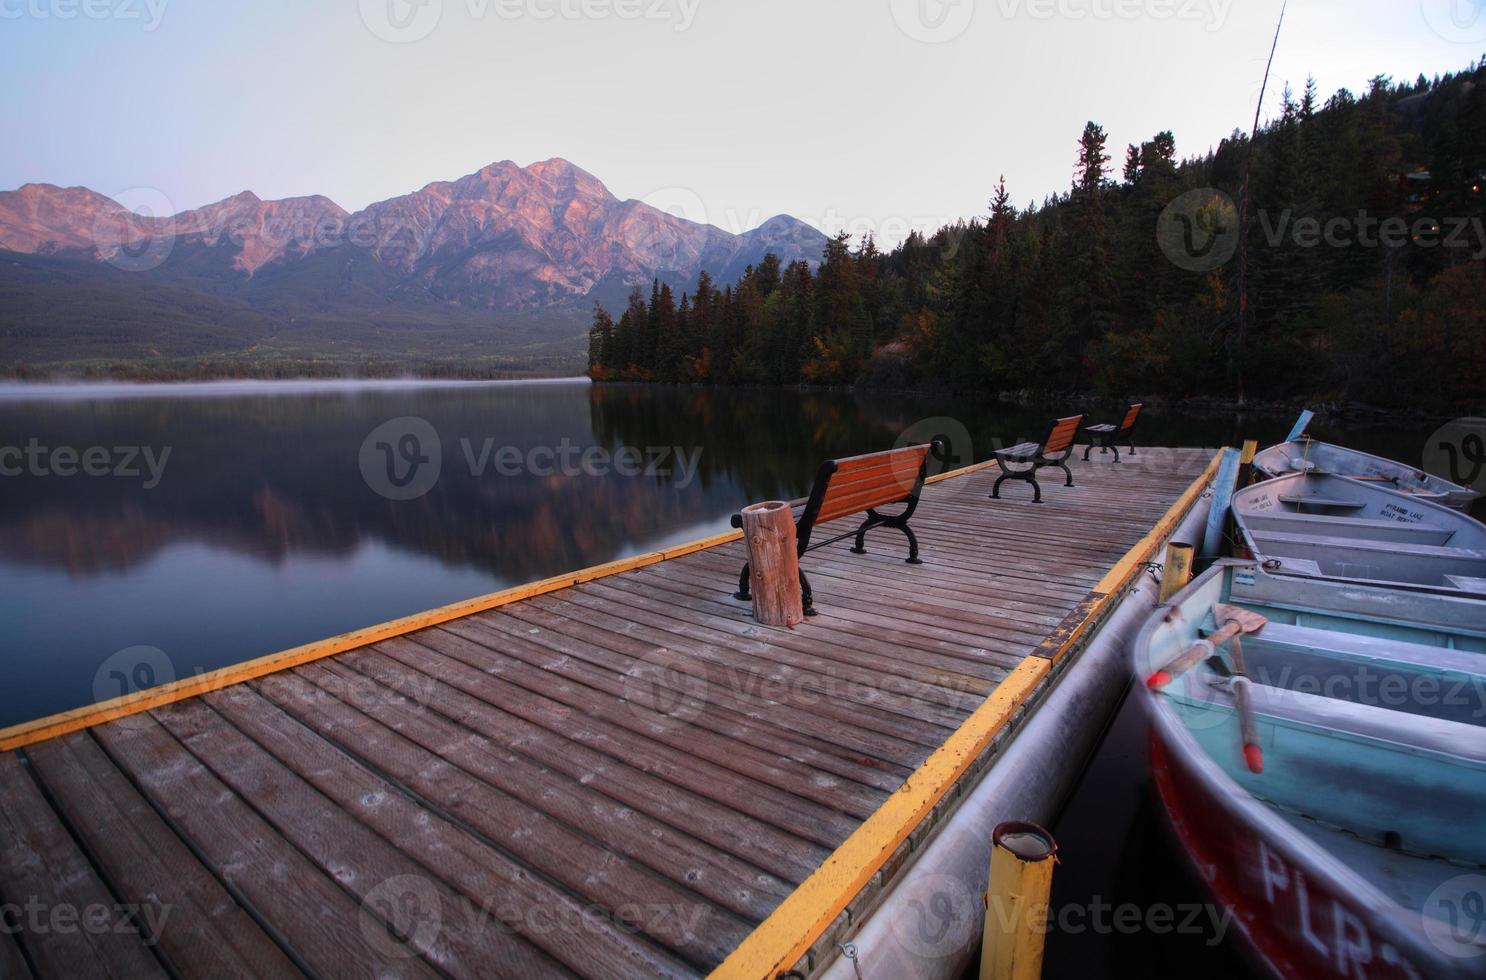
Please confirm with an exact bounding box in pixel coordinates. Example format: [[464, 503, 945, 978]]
[[1082, 403, 1142, 462], [991, 415, 1085, 503], [731, 441, 941, 616]]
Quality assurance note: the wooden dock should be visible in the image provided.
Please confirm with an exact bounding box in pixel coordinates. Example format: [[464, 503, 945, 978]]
[[0, 448, 1217, 980]]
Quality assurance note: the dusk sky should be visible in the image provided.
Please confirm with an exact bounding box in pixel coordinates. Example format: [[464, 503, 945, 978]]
[[3, 0, 1483, 245]]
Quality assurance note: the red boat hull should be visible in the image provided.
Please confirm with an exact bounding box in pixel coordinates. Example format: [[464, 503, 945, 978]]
[[1151, 730, 1448, 980]]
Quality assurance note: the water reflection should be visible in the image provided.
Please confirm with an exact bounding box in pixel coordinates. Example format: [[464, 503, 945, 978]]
[[0, 380, 1446, 726]]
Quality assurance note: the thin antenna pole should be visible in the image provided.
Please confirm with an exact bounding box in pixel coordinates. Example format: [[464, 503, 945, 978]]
[[1234, 0, 1288, 405]]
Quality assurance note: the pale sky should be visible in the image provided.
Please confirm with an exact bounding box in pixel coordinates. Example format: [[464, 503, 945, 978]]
[[2, 0, 1482, 246]]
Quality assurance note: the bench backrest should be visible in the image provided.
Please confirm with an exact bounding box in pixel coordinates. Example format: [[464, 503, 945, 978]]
[[1119, 403, 1143, 434], [812, 443, 937, 526], [1042, 415, 1085, 455]]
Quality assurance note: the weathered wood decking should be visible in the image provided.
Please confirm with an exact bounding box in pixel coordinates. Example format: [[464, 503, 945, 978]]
[[0, 448, 1216, 980]]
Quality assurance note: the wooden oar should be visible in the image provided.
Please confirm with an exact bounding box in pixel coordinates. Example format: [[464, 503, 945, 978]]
[[1146, 604, 1268, 691], [1221, 620, 1265, 774], [1147, 604, 1268, 773]]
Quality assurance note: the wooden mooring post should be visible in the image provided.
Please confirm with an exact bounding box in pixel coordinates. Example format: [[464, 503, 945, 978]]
[[739, 501, 804, 627]]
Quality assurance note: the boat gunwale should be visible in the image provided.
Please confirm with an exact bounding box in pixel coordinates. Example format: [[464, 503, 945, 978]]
[[1252, 438, 1477, 506]]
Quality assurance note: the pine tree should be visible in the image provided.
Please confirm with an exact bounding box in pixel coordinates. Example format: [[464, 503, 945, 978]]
[[587, 302, 615, 374]]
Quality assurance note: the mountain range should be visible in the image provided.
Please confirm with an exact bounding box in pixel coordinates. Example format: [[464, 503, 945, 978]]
[[0, 159, 828, 374]]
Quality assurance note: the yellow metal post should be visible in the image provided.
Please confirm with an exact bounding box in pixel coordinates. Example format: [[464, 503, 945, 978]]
[[1238, 439, 1258, 486], [1158, 542, 1195, 603], [981, 821, 1057, 980]]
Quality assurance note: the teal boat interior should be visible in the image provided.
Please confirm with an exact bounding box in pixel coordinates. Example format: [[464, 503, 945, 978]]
[[1142, 562, 1486, 929]]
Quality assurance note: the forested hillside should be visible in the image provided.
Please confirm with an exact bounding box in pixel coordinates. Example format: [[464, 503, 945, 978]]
[[589, 62, 1486, 412]]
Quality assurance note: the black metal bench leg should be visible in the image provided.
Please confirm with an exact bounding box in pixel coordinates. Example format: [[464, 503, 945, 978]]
[[1110, 444, 1121, 463], [733, 563, 751, 601], [899, 522, 923, 564], [1125, 438, 1137, 456], [800, 570, 817, 617], [1082, 443, 1093, 462], [850, 514, 880, 555], [991, 470, 1011, 499], [1057, 460, 1074, 487]]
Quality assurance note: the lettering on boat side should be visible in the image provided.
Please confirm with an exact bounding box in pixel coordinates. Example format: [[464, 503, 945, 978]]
[[1380, 502, 1428, 524], [1255, 839, 1429, 979]]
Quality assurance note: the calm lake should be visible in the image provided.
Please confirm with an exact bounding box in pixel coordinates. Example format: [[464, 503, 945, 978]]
[[0, 378, 1452, 728]]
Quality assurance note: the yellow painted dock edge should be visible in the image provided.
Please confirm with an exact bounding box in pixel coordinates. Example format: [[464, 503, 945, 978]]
[[0, 454, 1002, 753], [0, 532, 748, 751], [708, 449, 1224, 979]]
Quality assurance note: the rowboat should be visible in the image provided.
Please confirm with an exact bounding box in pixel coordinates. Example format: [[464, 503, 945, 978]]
[[1253, 438, 1478, 511], [1134, 560, 1486, 980], [1232, 472, 1486, 598]]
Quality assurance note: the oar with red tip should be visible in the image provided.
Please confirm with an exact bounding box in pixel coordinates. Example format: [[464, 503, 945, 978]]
[[1146, 603, 1268, 774], [1225, 625, 1265, 774]]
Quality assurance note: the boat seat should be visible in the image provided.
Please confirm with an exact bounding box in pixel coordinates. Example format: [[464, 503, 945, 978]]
[[1444, 575, 1486, 595], [1243, 511, 1454, 545], [1235, 681, 1486, 759], [1251, 530, 1485, 562], [1277, 494, 1366, 509], [1215, 619, 1486, 678]]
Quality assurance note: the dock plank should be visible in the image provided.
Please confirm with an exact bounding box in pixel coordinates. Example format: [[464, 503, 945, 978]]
[[0, 752, 165, 979], [92, 715, 447, 980], [24, 732, 303, 978]]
